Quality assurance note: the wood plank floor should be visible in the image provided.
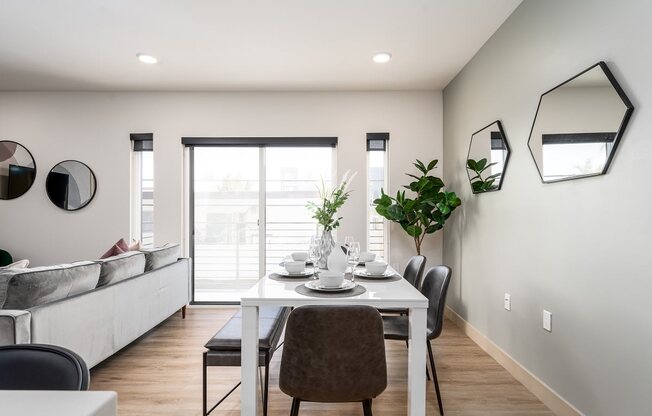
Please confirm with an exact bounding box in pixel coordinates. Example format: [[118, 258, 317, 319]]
[[90, 307, 554, 416]]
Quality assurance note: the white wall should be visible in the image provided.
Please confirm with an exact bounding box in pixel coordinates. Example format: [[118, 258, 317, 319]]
[[0, 91, 443, 269], [443, 0, 652, 415]]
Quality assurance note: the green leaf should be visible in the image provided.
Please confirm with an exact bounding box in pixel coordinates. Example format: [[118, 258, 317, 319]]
[[467, 159, 477, 170], [425, 224, 442, 234], [479, 162, 498, 173], [413, 160, 427, 174], [403, 199, 416, 212], [406, 225, 422, 237], [387, 204, 405, 221], [429, 177, 444, 188], [476, 158, 487, 171], [375, 205, 388, 218], [485, 172, 502, 180]]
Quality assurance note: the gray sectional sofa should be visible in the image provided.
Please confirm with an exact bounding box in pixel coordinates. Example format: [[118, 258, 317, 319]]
[[0, 244, 190, 368]]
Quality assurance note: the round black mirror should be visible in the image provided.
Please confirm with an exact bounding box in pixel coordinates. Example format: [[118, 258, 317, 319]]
[[0, 140, 36, 200], [46, 160, 97, 211]]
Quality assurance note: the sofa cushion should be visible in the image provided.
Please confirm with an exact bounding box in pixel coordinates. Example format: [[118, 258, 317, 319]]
[[95, 251, 145, 287], [141, 244, 180, 271], [0, 261, 100, 309]]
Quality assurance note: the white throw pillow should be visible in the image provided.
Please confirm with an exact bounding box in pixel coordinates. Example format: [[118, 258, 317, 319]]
[[0, 259, 30, 269]]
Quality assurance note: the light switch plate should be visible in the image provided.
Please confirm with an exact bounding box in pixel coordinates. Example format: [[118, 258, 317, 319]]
[[504, 293, 511, 311], [543, 310, 552, 332]]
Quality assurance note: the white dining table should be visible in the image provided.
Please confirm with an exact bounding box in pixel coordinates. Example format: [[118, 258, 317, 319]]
[[240, 268, 429, 415]]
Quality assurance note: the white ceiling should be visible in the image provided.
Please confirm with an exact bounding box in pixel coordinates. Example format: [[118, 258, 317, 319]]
[[0, 0, 522, 91]]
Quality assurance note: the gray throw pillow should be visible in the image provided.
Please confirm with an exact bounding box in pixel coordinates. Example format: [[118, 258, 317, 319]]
[[141, 243, 180, 271], [0, 261, 100, 309], [95, 251, 146, 287]]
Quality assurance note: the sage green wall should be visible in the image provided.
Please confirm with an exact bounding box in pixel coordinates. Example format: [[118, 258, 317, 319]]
[[443, 1, 651, 414]]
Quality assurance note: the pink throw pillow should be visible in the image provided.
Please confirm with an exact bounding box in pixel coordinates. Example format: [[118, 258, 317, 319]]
[[128, 239, 142, 251], [100, 238, 129, 259], [116, 238, 129, 252]]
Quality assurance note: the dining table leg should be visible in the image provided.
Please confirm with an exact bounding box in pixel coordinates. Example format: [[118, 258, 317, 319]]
[[241, 304, 259, 416], [408, 306, 427, 416]]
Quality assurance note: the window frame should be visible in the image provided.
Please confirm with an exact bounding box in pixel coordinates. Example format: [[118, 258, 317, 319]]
[[366, 133, 389, 261], [130, 133, 154, 248], [185, 137, 337, 305]]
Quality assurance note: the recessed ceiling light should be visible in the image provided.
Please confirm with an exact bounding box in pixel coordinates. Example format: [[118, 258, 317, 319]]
[[137, 53, 158, 64], [372, 52, 392, 63]]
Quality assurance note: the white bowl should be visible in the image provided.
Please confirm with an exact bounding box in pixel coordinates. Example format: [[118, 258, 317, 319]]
[[319, 271, 344, 288], [359, 252, 376, 263], [291, 252, 309, 262], [285, 261, 306, 274], [366, 261, 388, 275]]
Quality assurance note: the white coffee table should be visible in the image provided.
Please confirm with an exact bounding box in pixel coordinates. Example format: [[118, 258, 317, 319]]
[[240, 269, 429, 415], [0, 390, 117, 416]]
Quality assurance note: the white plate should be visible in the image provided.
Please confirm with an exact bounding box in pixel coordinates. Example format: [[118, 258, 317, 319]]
[[353, 270, 395, 279], [305, 280, 357, 292], [276, 269, 314, 278]]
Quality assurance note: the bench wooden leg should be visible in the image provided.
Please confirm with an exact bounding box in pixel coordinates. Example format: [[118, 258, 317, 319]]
[[181, 305, 187, 319]]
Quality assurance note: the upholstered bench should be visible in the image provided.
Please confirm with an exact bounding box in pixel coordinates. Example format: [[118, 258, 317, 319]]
[[203, 306, 291, 416]]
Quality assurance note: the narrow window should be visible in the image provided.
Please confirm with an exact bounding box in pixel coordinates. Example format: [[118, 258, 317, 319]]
[[367, 133, 389, 260], [131, 133, 154, 248]]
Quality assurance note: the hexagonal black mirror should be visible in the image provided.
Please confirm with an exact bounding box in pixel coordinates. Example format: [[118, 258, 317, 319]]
[[528, 61, 634, 183], [466, 120, 510, 194]]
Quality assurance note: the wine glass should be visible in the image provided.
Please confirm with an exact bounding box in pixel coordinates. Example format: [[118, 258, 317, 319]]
[[347, 241, 361, 281], [344, 236, 354, 249]]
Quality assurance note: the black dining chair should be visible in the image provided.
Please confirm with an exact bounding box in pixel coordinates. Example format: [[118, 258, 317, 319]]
[[382, 265, 452, 415], [0, 344, 90, 391], [279, 305, 387, 416], [378, 255, 426, 315]]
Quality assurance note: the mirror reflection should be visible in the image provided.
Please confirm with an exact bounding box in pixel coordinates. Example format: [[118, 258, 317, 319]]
[[466, 121, 510, 193], [46, 160, 97, 211], [0, 140, 36, 200], [528, 62, 633, 183]]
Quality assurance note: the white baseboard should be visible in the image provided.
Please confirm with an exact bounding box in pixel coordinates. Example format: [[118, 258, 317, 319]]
[[444, 307, 584, 416]]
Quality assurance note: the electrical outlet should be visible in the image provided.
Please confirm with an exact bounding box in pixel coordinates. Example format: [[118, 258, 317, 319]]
[[504, 293, 511, 311], [543, 310, 552, 332]]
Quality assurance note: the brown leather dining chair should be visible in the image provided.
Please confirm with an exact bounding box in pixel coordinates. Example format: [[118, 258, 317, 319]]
[[279, 305, 387, 416], [382, 265, 452, 415]]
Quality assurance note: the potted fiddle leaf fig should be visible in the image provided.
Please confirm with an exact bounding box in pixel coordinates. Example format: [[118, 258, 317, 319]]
[[374, 159, 461, 255]]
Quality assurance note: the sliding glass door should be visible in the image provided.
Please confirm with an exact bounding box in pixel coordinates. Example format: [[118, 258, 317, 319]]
[[191, 144, 333, 303], [192, 148, 260, 302]]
